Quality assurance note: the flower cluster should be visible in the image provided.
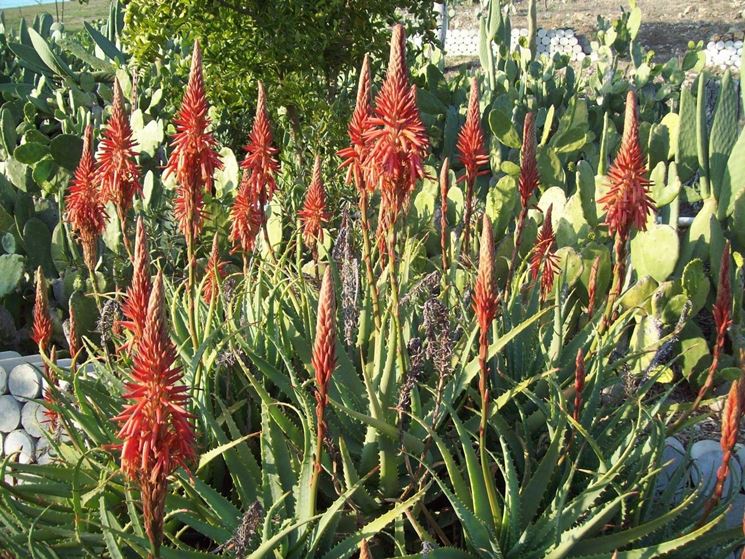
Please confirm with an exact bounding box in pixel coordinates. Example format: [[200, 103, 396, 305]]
[[299, 156, 331, 250], [530, 205, 559, 301], [65, 125, 107, 272], [338, 54, 372, 193], [165, 40, 222, 244], [599, 90, 655, 240], [96, 79, 140, 229]]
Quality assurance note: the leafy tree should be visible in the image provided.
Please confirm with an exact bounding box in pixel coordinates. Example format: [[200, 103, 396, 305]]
[[123, 0, 438, 149]]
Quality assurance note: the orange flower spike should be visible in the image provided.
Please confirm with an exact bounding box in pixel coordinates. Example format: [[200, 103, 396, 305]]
[[203, 233, 228, 304], [229, 173, 263, 254], [364, 24, 429, 223], [338, 54, 372, 192], [530, 205, 559, 301], [97, 79, 141, 222], [473, 214, 498, 333], [67, 305, 80, 358], [242, 82, 280, 207], [65, 125, 107, 272], [587, 255, 601, 316], [299, 156, 331, 250], [701, 376, 743, 523], [165, 40, 222, 242], [120, 217, 152, 343], [456, 76, 489, 186], [518, 112, 540, 208], [312, 268, 337, 411], [115, 271, 196, 554], [598, 90, 655, 240], [31, 266, 53, 355]]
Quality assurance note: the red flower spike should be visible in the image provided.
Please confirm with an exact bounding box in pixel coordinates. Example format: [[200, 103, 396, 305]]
[[165, 40, 222, 243], [312, 268, 337, 410], [65, 125, 107, 272], [587, 255, 601, 316], [691, 241, 733, 413], [518, 112, 539, 208], [598, 90, 655, 240], [299, 156, 331, 250], [456, 76, 489, 186], [440, 157, 449, 272], [573, 349, 585, 423], [67, 305, 80, 358], [31, 266, 52, 355], [203, 233, 228, 304], [363, 24, 429, 227], [338, 54, 372, 193], [229, 172, 264, 254], [713, 242, 732, 343], [701, 376, 743, 523], [473, 214, 498, 333], [530, 205, 559, 301], [120, 217, 152, 344], [115, 271, 196, 554], [96, 79, 141, 223], [241, 81, 280, 208]]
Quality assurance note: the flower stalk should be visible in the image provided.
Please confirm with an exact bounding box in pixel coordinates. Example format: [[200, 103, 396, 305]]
[[506, 112, 539, 295], [440, 157, 450, 274]]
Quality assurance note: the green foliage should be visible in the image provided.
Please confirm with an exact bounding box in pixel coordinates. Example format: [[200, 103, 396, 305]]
[[122, 0, 438, 148]]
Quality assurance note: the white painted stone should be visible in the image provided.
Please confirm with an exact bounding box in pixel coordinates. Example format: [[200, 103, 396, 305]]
[[0, 365, 6, 394], [8, 364, 42, 401], [0, 355, 42, 372], [3, 430, 35, 464], [0, 395, 21, 433], [690, 440, 738, 497], [727, 494, 745, 529], [21, 401, 47, 438], [655, 436, 688, 494], [0, 351, 20, 360]]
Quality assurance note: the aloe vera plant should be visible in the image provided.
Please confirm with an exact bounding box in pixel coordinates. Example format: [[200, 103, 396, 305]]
[[0, 1, 744, 557]]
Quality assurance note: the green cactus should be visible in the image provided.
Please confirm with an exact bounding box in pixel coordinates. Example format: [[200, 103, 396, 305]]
[[0, 253, 24, 297], [629, 223, 679, 282]]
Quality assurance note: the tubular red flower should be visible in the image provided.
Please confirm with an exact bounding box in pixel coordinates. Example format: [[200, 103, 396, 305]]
[[241, 82, 280, 209], [115, 272, 196, 554], [473, 215, 498, 334], [120, 217, 151, 344], [338, 54, 372, 193], [573, 348, 585, 423], [229, 172, 264, 254], [299, 156, 331, 250], [31, 266, 52, 355], [530, 205, 559, 301], [165, 40, 222, 243], [518, 113, 539, 208], [203, 233, 228, 304], [598, 90, 655, 240], [457, 76, 489, 187], [96, 79, 141, 223], [363, 24, 429, 227], [65, 125, 107, 272]]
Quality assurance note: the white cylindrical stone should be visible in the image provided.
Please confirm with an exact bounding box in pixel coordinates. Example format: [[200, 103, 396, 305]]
[[0, 351, 20, 361], [0, 395, 21, 433], [0, 355, 42, 373], [4, 429, 35, 464], [9, 364, 43, 401], [0, 365, 7, 394], [21, 401, 47, 438]]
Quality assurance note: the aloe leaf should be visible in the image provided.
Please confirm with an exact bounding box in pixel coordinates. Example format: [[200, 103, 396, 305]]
[[319, 487, 427, 559]]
